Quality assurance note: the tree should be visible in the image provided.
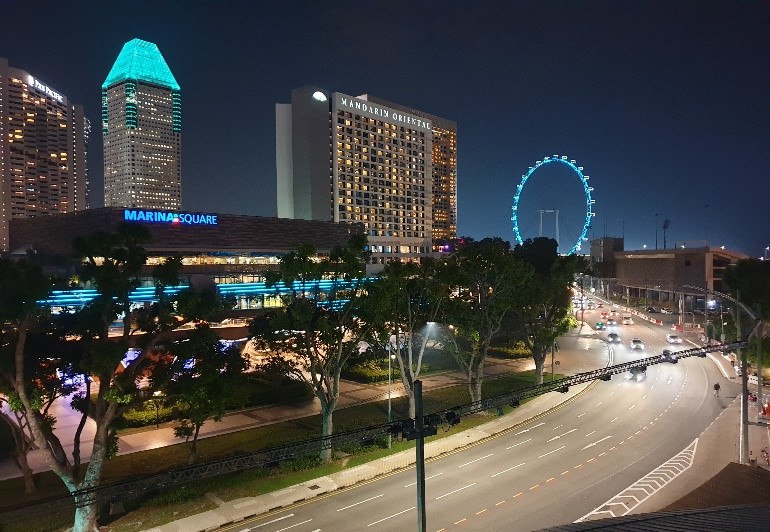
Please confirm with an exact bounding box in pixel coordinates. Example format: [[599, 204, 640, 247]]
[[0, 258, 54, 494], [248, 235, 373, 462], [166, 324, 248, 464], [445, 238, 533, 403], [723, 259, 770, 320], [0, 226, 227, 532], [371, 260, 451, 418], [510, 238, 585, 385]]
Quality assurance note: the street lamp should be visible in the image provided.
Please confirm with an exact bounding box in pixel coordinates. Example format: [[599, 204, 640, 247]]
[[152, 390, 164, 428], [387, 342, 396, 449]]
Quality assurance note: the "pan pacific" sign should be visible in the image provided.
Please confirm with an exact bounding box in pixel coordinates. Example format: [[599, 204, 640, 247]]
[[124, 209, 218, 226]]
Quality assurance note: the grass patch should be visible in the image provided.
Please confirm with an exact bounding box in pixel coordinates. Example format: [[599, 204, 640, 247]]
[[2, 370, 554, 531]]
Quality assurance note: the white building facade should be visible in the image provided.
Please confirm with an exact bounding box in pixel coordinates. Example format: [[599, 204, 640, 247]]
[[277, 87, 437, 266]]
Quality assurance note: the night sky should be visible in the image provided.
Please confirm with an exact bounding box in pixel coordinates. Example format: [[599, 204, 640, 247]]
[[2, 1, 768, 255]]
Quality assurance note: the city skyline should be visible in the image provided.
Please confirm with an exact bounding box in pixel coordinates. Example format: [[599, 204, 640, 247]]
[[0, 1, 767, 255]]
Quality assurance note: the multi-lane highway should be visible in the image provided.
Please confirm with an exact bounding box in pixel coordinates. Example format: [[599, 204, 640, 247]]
[[222, 307, 731, 532]]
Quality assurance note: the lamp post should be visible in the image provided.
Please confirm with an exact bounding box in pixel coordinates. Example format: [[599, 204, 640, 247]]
[[387, 341, 396, 449], [655, 213, 659, 250]]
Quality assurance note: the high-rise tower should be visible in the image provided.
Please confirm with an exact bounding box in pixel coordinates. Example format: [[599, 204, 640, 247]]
[[102, 38, 181, 210], [0, 58, 90, 252], [277, 88, 457, 267]]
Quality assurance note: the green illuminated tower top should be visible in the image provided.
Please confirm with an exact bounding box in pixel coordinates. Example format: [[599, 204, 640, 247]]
[[102, 38, 180, 90]]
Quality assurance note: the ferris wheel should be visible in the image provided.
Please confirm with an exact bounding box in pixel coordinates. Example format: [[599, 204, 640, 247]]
[[511, 155, 595, 255]]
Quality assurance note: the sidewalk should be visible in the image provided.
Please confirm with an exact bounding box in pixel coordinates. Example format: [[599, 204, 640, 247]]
[[0, 328, 607, 481]]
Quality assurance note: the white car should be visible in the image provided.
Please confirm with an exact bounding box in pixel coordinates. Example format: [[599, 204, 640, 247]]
[[666, 334, 682, 344], [622, 316, 634, 325], [630, 338, 645, 350]]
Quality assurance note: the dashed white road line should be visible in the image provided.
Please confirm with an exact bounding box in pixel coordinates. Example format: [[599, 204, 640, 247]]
[[610, 416, 619, 423], [276, 519, 313, 532], [404, 473, 442, 488], [585, 430, 596, 437], [435, 483, 477, 500], [548, 429, 577, 442], [515, 422, 545, 435], [490, 462, 526, 478], [538, 445, 566, 459], [578, 412, 586, 418], [337, 494, 383, 511], [582, 436, 611, 450], [249, 514, 295, 529], [506, 438, 531, 450], [367, 507, 415, 527], [458, 454, 493, 468]]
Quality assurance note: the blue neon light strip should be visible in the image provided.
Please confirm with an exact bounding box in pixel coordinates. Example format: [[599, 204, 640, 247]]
[[37, 279, 373, 308]]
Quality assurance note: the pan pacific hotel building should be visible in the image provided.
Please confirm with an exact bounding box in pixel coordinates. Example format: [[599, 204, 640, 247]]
[[276, 87, 457, 267]]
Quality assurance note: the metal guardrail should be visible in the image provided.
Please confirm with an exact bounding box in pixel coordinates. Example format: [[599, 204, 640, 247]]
[[0, 341, 747, 522]]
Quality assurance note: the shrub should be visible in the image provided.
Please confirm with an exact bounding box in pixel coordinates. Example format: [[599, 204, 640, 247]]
[[488, 341, 531, 359]]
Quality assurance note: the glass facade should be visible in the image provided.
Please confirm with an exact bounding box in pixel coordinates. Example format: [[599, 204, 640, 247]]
[[102, 39, 181, 210]]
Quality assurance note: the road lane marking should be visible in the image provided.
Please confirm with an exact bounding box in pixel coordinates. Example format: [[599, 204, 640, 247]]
[[496, 501, 506, 506], [366, 507, 415, 526], [476, 509, 487, 515], [546, 477, 555, 483], [667, 376, 673, 385], [596, 401, 603, 406], [548, 428, 577, 442], [575, 463, 583, 468], [586, 430, 596, 437], [529, 484, 540, 490], [459, 453, 493, 468], [538, 445, 566, 458], [250, 514, 295, 528], [609, 391, 615, 396], [582, 436, 611, 450], [404, 472, 442, 487], [454, 518, 467, 525], [576, 439, 699, 522], [515, 422, 545, 435], [275, 520, 313, 532], [513, 492, 523, 498], [629, 404, 636, 410], [610, 416, 619, 423], [587, 457, 595, 463], [506, 438, 531, 449], [578, 412, 586, 418], [553, 424, 563, 430], [337, 494, 384, 511], [436, 483, 477, 500], [490, 462, 525, 478]]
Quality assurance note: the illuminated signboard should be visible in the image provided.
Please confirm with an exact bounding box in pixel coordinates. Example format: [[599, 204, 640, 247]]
[[27, 75, 64, 103], [124, 209, 218, 226]]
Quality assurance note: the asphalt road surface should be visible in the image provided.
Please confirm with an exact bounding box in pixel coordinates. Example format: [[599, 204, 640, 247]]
[[220, 311, 730, 532]]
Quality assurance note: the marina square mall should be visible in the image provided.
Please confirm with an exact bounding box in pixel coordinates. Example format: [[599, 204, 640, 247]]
[[9, 207, 367, 310]]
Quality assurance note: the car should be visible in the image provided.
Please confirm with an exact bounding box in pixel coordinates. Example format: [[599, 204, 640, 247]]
[[607, 333, 621, 343], [666, 334, 682, 344], [630, 338, 645, 350], [600, 312, 609, 320], [596, 303, 604, 308], [606, 318, 617, 326], [622, 316, 634, 325], [626, 366, 647, 382], [660, 308, 672, 314], [661, 349, 678, 363], [595, 321, 605, 331], [646, 306, 658, 313], [610, 309, 619, 316]]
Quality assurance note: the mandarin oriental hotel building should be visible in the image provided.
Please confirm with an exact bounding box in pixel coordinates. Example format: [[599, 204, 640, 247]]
[[277, 88, 450, 268], [9, 207, 363, 310]]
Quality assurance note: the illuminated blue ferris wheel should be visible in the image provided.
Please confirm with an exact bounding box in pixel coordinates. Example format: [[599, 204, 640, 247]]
[[511, 155, 595, 255]]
